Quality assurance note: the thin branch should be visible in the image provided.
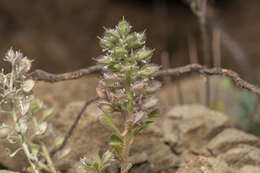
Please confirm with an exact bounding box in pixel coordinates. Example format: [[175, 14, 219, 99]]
[[50, 96, 99, 157], [28, 65, 102, 83], [155, 64, 260, 96], [29, 63, 260, 97]]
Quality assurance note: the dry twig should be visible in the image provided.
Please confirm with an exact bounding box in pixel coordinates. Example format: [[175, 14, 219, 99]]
[[50, 96, 99, 157], [28, 65, 102, 83], [156, 64, 260, 96], [29, 64, 260, 97]]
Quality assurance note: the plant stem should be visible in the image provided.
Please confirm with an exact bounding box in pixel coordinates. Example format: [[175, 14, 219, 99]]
[[11, 109, 39, 173], [21, 141, 39, 173], [9, 63, 39, 173], [126, 73, 133, 114], [40, 140, 57, 173], [121, 125, 133, 173], [120, 73, 134, 173], [32, 117, 57, 173]]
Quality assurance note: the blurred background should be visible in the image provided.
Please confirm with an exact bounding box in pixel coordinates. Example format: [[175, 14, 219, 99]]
[[0, 0, 260, 133]]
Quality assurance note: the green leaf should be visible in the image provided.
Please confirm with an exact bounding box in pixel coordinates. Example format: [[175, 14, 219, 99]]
[[31, 144, 40, 157], [109, 134, 122, 146], [91, 155, 102, 172], [112, 145, 122, 155], [55, 137, 64, 148], [147, 109, 158, 118], [93, 162, 100, 172], [96, 155, 102, 166], [102, 150, 113, 164], [125, 55, 138, 62], [102, 114, 120, 135], [40, 108, 54, 122], [111, 63, 122, 71], [110, 134, 122, 155], [119, 102, 127, 110], [30, 98, 44, 114], [140, 64, 149, 70], [59, 148, 71, 160], [26, 167, 35, 173], [134, 121, 154, 136]]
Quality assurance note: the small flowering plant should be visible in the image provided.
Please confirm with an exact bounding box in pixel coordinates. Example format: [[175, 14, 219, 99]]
[[89, 18, 161, 173], [0, 49, 57, 173]]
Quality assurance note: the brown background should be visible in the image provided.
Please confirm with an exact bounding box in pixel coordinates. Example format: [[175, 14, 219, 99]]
[[0, 0, 259, 83]]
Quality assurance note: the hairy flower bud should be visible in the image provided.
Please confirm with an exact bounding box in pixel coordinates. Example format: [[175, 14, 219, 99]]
[[100, 37, 114, 49], [35, 122, 48, 136], [113, 89, 127, 100], [120, 64, 138, 72], [117, 19, 132, 37], [142, 97, 158, 110], [96, 56, 113, 64], [139, 64, 160, 76], [96, 86, 107, 99], [19, 57, 32, 73], [0, 124, 10, 139], [104, 28, 120, 39], [6, 49, 15, 59], [22, 79, 35, 93], [136, 48, 153, 61], [103, 73, 121, 81], [112, 47, 128, 58], [125, 32, 145, 49], [132, 80, 146, 91], [146, 80, 162, 93], [97, 100, 113, 113], [4, 48, 16, 63], [133, 111, 145, 124]]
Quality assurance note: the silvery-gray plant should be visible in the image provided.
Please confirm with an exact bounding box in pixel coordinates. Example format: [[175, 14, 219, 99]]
[[81, 18, 161, 173], [0, 49, 57, 173]]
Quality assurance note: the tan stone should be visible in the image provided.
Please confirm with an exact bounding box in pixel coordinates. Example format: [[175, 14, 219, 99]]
[[239, 166, 260, 173], [177, 156, 234, 173], [208, 128, 260, 155]]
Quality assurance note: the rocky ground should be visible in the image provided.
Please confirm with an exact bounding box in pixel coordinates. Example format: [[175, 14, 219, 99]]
[[0, 76, 260, 173], [0, 77, 260, 173]]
